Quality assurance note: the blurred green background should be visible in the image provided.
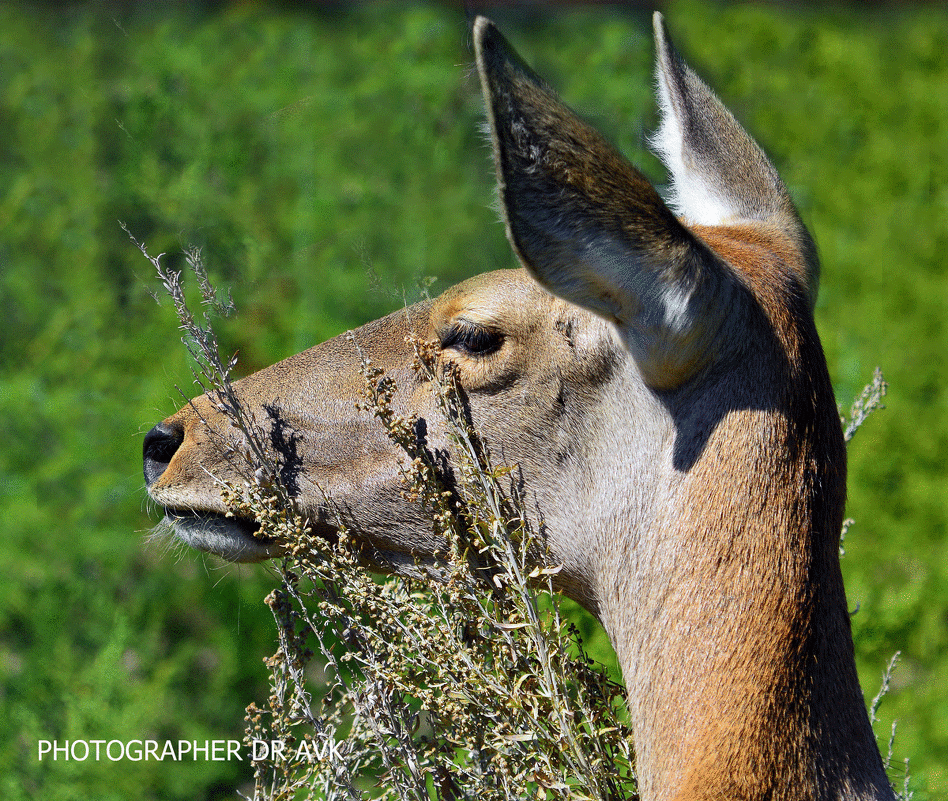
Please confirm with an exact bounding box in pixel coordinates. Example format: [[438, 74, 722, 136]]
[[1, 1, 945, 798]]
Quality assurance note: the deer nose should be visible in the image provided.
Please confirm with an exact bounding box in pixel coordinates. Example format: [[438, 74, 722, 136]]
[[143, 422, 184, 487]]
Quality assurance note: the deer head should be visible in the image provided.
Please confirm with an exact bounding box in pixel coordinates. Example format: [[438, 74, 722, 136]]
[[144, 15, 895, 800]]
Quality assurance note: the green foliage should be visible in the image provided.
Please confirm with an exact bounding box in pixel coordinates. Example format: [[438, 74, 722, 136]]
[[1, 2, 945, 799]]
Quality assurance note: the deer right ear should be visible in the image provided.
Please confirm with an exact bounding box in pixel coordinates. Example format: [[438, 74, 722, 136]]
[[473, 17, 734, 389], [650, 13, 819, 302]]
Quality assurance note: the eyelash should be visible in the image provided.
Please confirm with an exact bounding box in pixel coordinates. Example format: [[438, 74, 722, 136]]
[[441, 322, 503, 357]]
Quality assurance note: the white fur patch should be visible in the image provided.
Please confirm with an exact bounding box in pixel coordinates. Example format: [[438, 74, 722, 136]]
[[651, 74, 734, 228], [578, 231, 695, 337]]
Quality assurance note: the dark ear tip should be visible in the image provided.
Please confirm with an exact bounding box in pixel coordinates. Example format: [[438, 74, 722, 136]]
[[473, 15, 501, 62]]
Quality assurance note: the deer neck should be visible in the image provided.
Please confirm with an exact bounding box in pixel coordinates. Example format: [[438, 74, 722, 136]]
[[595, 364, 894, 801]]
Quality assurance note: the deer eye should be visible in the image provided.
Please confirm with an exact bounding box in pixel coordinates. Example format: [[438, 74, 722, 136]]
[[441, 322, 503, 357]]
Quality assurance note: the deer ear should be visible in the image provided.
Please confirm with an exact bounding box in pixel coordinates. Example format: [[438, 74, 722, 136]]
[[650, 13, 819, 300], [473, 17, 733, 389], [650, 13, 790, 228]]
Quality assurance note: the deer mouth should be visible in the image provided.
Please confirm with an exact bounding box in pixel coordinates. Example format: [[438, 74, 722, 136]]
[[161, 508, 286, 563]]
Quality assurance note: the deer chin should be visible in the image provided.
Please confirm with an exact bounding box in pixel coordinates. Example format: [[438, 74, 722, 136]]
[[161, 509, 285, 563], [160, 503, 440, 572]]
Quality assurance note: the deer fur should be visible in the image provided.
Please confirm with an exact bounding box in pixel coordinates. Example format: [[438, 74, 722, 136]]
[[144, 14, 896, 800]]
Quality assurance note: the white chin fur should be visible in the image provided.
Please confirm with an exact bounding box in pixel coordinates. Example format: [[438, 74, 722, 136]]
[[165, 513, 283, 563]]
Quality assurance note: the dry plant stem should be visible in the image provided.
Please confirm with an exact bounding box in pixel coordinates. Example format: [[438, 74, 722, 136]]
[[868, 652, 913, 801], [124, 225, 281, 491], [451, 420, 597, 789], [840, 380, 911, 800], [843, 367, 888, 443], [870, 652, 902, 727]]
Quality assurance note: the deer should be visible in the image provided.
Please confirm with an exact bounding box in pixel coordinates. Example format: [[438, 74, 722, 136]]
[[143, 14, 897, 801]]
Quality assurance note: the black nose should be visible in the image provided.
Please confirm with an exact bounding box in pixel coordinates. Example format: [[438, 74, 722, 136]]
[[143, 422, 184, 487]]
